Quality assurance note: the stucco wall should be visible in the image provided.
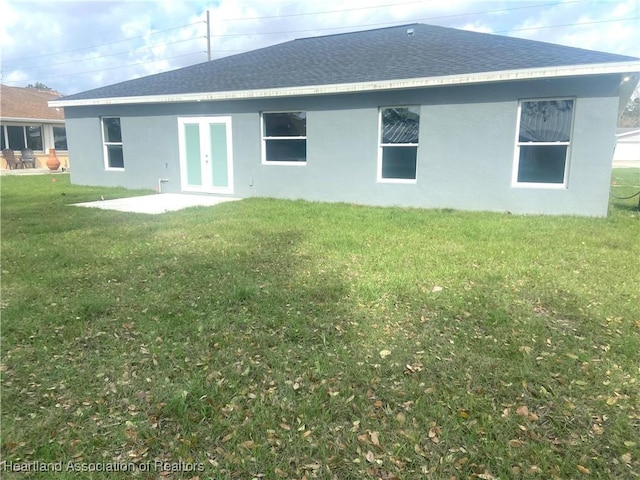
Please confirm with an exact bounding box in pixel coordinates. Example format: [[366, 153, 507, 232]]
[[63, 75, 622, 216]]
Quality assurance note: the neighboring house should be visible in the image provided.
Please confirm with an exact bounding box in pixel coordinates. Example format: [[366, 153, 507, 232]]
[[51, 23, 640, 216], [613, 128, 640, 163], [1, 84, 69, 169]]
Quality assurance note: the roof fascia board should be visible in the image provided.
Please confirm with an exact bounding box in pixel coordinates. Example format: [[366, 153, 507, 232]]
[[0, 117, 66, 124], [50, 61, 640, 108]]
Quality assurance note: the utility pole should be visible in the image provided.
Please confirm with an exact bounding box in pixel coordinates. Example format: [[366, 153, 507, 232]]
[[206, 10, 211, 61]]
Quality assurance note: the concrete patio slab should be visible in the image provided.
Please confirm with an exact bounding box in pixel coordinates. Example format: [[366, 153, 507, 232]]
[[72, 193, 241, 214]]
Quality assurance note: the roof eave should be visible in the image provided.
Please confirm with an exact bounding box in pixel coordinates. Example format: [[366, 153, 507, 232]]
[[49, 61, 640, 108], [0, 116, 66, 123]]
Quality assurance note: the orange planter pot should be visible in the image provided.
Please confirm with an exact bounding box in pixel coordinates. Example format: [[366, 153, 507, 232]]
[[46, 148, 60, 171]]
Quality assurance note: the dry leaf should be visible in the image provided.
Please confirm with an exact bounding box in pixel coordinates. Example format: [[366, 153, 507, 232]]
[[370, 431, 380, 447], [577, 465, 590, 475], [476, 472, 497, 480], [431, 286, 443, 292], [379, 349, 391, 359], [365, 450, 375, 463], [621, 453, 632, 464], [516, 405, 529, 417]]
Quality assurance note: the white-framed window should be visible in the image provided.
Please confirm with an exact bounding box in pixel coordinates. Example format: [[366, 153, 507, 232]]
[[0, 124, 44, 151], [53, 126, 67, 150], [102, 117, 124, 169], [378, 106, 420, 182], [261, 111, 306, 164], [512, 98, 574, 188]]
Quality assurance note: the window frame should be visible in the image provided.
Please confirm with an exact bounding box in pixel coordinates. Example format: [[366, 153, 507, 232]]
[[0, 124, 44, 151], [260, 111, 307, 165], [377, 105, 420, 184], [101, 116, 124, 170], [511, 97, 575, 189]]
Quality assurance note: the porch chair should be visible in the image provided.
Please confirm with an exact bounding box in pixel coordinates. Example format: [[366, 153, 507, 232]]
[[20, 149, 37, 168], [2, 149, 23, 170]]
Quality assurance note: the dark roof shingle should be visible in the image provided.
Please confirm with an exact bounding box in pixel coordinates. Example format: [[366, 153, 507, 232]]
[[61, 23, 638, 102]]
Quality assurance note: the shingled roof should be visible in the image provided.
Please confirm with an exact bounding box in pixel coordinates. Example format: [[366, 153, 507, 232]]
[[55, 23, 639, 105], [1, 85, 65, 121]]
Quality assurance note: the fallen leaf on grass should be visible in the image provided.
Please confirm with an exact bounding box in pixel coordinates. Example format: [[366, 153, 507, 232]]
[[621, 453, 632, 464], [370, 431, 380, 447], [577, 465, 590, 475], [431, 286, 443, 293], [379, 349, 391, 359], [516, 405, 529, 417]]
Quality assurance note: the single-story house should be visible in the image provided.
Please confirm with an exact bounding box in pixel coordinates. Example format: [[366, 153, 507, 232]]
[[1, 84, 69, 169], [613, 128, 640, 163], [51, 23, 640, 216]]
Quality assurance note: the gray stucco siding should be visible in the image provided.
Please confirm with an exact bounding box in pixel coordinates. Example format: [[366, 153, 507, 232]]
[[63, 75, 621, 215]]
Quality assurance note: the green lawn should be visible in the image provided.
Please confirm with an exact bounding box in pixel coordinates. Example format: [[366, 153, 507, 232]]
[[1, 172, 639, 479]]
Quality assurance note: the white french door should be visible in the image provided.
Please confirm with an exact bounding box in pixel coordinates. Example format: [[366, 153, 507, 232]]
[[178, 117, 234, 194]]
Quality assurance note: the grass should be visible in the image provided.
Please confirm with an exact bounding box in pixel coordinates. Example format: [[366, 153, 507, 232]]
[[1, 171, 639, 479]]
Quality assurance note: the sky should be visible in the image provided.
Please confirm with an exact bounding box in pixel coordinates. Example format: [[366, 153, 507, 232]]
[[1, 0, 639, 95]]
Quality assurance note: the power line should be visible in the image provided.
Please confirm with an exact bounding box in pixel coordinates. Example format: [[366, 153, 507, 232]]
[[2, 21, 205, 65], [11, 37, 226, 73], [3, 0, 586, 66], [495, 16, 640, 35], [2, 1, 635, 90], [9, 51, 207, 85], [214, 0, 430, 22], [215, 0, 585, 23]]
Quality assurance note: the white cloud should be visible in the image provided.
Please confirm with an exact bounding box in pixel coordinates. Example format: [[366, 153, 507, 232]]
[[1, 0, 638, 94]]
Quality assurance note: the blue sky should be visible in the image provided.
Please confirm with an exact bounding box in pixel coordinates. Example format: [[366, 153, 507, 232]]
[[1, 0, 638, 95]]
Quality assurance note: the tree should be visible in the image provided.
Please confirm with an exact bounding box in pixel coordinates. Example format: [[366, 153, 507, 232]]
[[619, 86, 640, 128], [25, 82, 53, 91]]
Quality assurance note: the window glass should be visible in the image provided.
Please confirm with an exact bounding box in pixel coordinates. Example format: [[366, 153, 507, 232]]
[[1, 127, 6, 150], [53, 126, 67, 150], [519, 100, 573, 142], [514, 99, 573, 186], [7, 126, 25, 150], [381, 107, 420, 144], [517, 145, 567, 184], [381, 146, 418, 179], [265, 139, 307, 162], [103, 117, 124, 169], [379, 106, 420, 181], [106, 145, 124, 168], [262, 112, 307, 163], [103, 117, 122, 143], [26, 126, 43, 150], [263, 112, 306, 137]]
